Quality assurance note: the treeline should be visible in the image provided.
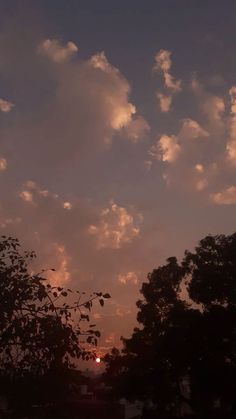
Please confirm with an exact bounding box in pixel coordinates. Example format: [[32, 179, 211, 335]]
[[104, 233, 236, 418]]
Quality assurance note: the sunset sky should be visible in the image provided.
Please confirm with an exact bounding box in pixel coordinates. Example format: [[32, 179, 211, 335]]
[[0, 0, 236, 355]]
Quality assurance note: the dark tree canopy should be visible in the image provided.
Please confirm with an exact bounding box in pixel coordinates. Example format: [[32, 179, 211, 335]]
[[104, 233, 236, 419], [0, 236, 110, 412]]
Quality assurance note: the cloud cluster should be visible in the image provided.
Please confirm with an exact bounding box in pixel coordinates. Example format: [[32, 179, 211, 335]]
[[33, 47, 147, 166], [149, 118, 208, 165], [1, 11, 236, 353], [0, 34, 150, 195], [88, 201, 141, 249], [0, 19, 156, 349], [0, 179, 144, 294], [148, 79, 236, 203], [19, 181, 56, 205]]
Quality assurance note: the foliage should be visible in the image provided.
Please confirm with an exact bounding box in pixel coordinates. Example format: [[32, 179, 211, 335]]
[[104, 233, 236, 418], [0, 235, 110, 379]]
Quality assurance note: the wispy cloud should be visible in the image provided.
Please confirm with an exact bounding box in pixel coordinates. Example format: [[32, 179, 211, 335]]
[[154, 49, 182, 92], [154, 49, 182, 113], [156, 93, 172, 113], [38, 39, 78, 63]]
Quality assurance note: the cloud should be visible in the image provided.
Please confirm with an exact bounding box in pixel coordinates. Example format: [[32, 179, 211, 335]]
[[85, 51, 137, 132], [123, 116, 150, 142], [196, 178, 208, 191], [226, 86, 236, 165], [88, 201, 141, 249], [0, 182, 75, 289], [115, 306, 132, 317], [0, 217, 21, 229], [202, 96, 225, 126], [144, 160, 153, 171], [0, 25, 152, 350], [0, 157, 7, 171], [149, 135, 180, 163], [226, 142, 236, 165], [156, 93, 172, 113], [153, 49, 182, 92], [3, 14, 236, 352], [40, 48, 139, 151], [148, 113, 219, 193], [38, 39, 78, 63], [179, 118, 209, 139], [149, 118, 210, 166], [46, 243, 71, 286], [117, 271, 138, 285], [158, 135, 181, 162], [19, 181, 55, 205], [19, 190, 34, 204], [0, 98, 14, 112], [191, 79, 225, 128], [154, 49, 181, 114], [0, 41, 146, 184], [0, 175, 148, 351], [195, 164, 204, 173], [210, 186, 236, 205], [90, 51, 116, 73], [63, 202, 72, 210]]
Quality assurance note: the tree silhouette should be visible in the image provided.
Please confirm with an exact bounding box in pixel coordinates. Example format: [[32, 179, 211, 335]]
[[0, 236, 110, 414], [104, 233, 236, 419]]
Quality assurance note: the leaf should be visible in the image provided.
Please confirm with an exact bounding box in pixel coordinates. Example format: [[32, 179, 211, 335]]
[[99, 299, 104, 307], [84, 301, 91, 310], [103, 293, 111, 299]]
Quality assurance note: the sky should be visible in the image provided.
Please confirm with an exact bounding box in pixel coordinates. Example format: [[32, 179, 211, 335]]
[[0, 0, 236, 358]]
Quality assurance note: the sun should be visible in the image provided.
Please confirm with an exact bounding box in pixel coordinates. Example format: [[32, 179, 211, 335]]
[[95, 357, 101, 363]]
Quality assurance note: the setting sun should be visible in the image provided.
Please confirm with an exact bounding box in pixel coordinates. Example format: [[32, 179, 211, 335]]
[[95, 357, 101, 363]]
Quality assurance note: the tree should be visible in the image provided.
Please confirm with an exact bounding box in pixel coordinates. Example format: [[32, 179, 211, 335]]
[[0, 236, 110, 413], [104, 233, 236, 418]]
